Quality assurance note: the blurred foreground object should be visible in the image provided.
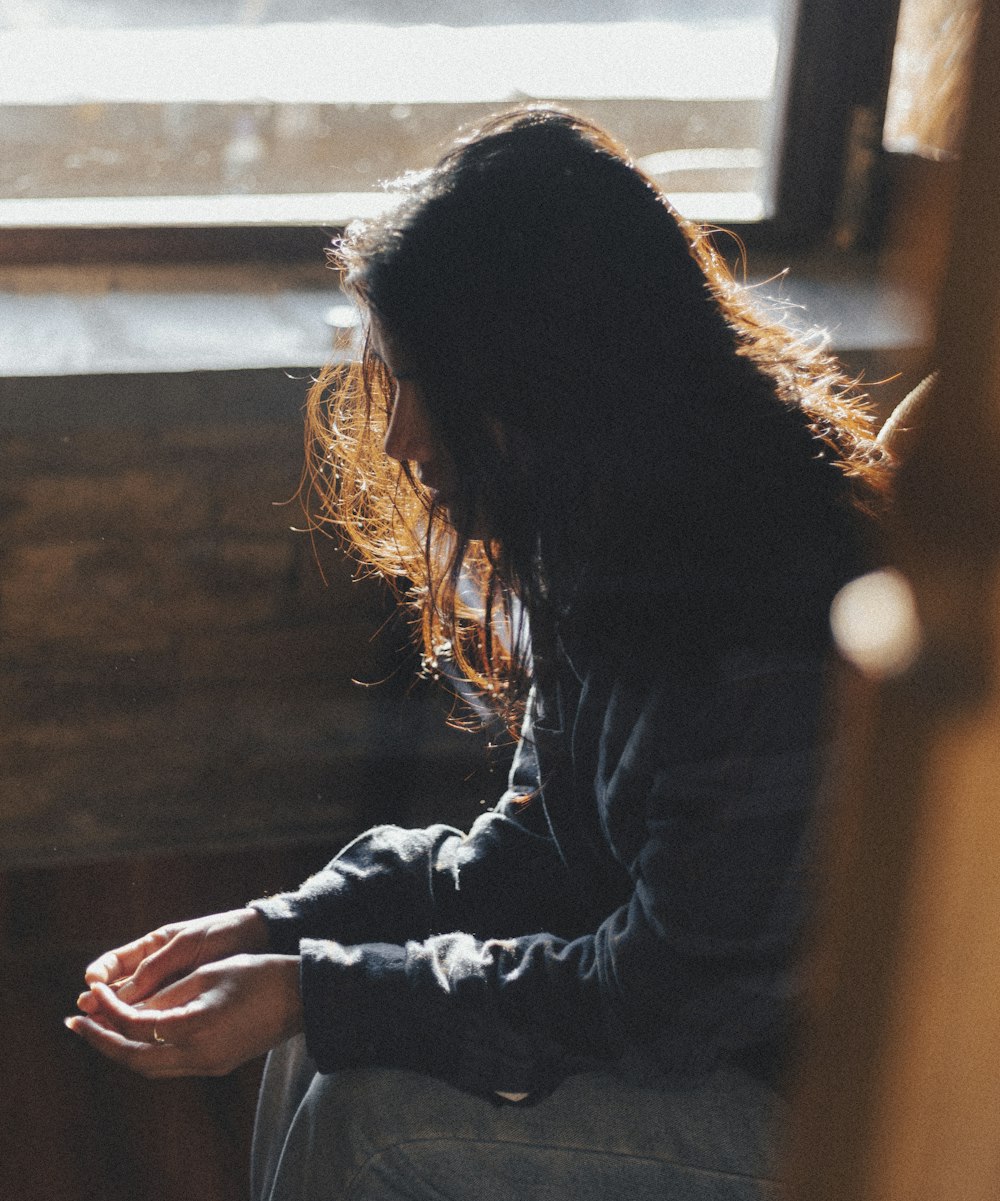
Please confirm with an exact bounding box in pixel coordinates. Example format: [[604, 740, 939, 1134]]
[[783, 1, 1000, 1197], [884, 0, 979, 158]]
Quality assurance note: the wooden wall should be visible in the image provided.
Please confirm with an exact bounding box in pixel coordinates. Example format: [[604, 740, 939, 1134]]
[[0, 367, 495, 1201]]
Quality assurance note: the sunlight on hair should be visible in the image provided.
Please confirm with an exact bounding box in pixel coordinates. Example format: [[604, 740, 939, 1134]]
[[300, 107, 890, 730], [830, 569, 923, 679]]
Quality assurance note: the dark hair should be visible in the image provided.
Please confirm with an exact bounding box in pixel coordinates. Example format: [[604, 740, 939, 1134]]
[[303, 106, 888, 713]]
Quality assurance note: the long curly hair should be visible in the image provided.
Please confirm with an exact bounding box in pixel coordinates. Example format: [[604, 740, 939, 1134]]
[[302, 106, 889, 718]]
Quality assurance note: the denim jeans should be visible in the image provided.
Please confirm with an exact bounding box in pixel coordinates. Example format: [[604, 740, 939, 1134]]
[[251, 1035, 785, 1201]]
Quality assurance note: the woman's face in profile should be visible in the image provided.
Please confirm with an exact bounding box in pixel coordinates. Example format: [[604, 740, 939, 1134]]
[[370, 322, 460, 514]]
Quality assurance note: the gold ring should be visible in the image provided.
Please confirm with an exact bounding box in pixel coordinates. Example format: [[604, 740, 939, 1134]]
[[152, 1022, 167, 1045]]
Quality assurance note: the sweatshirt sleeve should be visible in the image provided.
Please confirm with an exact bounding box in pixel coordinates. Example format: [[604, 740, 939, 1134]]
[[249, 694, 587, 954], [292, 655, 824, 1100]]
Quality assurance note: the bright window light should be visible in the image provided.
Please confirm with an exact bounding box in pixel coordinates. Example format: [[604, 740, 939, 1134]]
[[0, 2, 798, 225]]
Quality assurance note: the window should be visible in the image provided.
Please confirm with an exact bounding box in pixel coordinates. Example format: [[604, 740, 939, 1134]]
[[0, 2, 805, 243], [0, 1, 905, 261]]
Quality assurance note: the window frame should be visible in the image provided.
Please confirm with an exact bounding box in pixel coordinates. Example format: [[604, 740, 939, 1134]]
[[762, 0, 903, 253]]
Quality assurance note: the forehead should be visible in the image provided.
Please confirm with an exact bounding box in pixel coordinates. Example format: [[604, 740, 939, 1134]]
[[367, 319, 414, 378]]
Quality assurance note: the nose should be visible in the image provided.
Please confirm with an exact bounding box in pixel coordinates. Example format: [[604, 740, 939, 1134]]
[[383, 380, 436, 465]]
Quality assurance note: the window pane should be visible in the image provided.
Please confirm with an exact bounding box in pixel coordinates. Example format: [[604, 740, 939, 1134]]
[[1, 1, 797, 224]]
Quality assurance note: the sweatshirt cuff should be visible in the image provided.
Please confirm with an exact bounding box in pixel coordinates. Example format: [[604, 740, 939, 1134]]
[[299, 937, 413, 1073], [247, 896, 309, 956], [297, 935, 571, 1100]]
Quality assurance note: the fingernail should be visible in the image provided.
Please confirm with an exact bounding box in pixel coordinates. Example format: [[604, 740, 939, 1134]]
[[64, 1017, 80, 1033]]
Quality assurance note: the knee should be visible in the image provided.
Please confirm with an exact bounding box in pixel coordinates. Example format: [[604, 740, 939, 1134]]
[[258, 1067, 483, 1201]]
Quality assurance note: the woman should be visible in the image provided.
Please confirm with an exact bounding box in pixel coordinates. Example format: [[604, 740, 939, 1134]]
[[69, 108, 888, 1200]]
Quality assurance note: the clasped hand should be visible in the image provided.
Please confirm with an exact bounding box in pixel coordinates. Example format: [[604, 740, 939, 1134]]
[[66, 908, 304, 1078]]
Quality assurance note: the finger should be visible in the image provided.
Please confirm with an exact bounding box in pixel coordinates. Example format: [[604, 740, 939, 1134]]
[[89, 982, 195, 1045], [79, 983, 164, 1013], [115, 930, 206, 1004], [130, 971, 214, 1014], [64, 1015, 189, 1079], [77, 983, 183, 1021], [68, 1002, 115, 1030], [85, 929, 170, 986], [78, 985, 122, 1021]]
